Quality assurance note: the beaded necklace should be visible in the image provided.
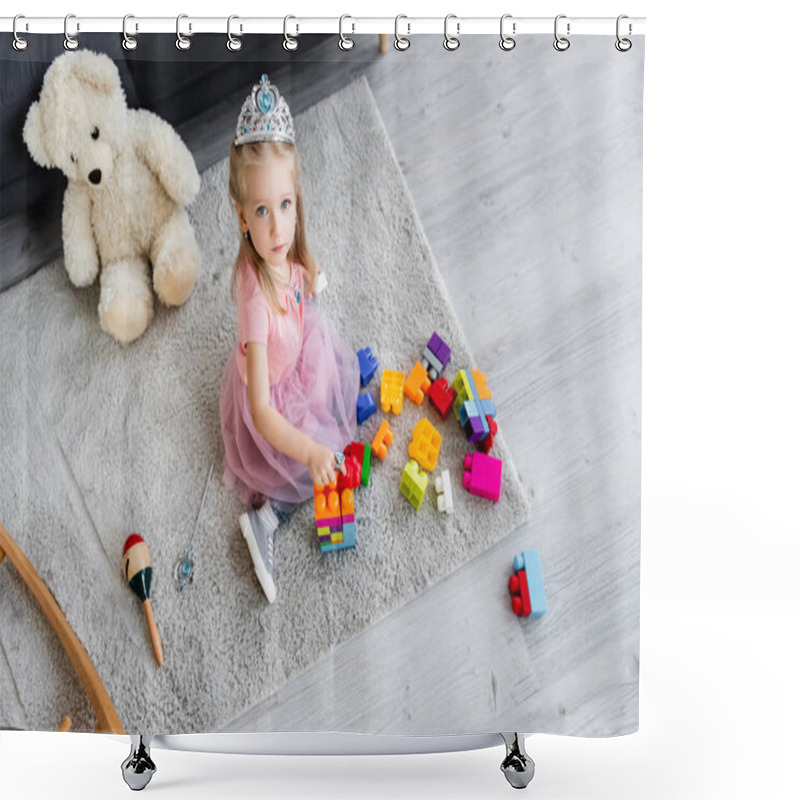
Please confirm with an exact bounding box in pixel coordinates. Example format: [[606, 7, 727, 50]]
[[271, 262, 301, 305]]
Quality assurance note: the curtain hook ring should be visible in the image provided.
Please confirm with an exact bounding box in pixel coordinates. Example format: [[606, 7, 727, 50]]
[[122, 15, 138, 51], [176, 14, 191, 50], [227, 15, 242, 51], [64, 13, 79, 51], [500, 14, 516, 51], [444, 14, 460, 51], [283, 15, 299, 51], [394, 15, 410, 51], [615, 14, 632, 51], [339, 15, 355, 50], [13, 15, 28, 51], [553, 14, 570, 51]]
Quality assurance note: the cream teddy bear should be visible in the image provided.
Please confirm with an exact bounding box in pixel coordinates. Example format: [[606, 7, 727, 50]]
[[23, 50, 201, 343]]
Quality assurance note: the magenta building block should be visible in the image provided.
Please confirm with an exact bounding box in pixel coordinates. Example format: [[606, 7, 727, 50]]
[[462, 452, 503, 502]]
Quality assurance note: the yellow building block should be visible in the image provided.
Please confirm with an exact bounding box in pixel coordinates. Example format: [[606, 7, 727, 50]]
[[408, 418, 442, 472], [381, 369, 405, 414]]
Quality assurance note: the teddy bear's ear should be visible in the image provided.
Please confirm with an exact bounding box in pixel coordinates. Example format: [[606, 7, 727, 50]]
[[22, 101, 53, 169], [70, 51, 122, 96]]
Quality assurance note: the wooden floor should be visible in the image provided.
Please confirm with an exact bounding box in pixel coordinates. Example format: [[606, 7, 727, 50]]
[[2, 34, 642, 736]]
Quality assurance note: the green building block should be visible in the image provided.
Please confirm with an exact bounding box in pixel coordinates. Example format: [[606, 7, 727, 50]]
[[400, 459, 429, 510], [361, 444, 372, 487]]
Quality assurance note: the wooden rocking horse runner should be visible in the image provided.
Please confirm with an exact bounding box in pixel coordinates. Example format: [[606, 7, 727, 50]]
[[0, 521, 125, 734]]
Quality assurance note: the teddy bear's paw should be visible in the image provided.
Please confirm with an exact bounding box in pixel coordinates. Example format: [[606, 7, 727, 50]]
[[154, 257, 199, 307], [65, 253, 100, 288], [153, 218, 201, 307], [99, 259, 154, 344]]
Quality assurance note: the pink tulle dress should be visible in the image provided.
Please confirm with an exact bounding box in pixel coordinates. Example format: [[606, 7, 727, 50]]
[[219, 256, 359, 507]]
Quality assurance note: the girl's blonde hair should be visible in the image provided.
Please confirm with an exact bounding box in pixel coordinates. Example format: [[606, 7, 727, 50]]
[[228, 139, 319, 314]]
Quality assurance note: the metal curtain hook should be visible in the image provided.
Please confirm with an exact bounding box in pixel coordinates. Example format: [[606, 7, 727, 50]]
[[176, 14, 191, 50], [122, 15, 138, 51], [500, 14, 516, 51], [227, 15, 242, 51], [64, 14, 79, 50], [13, 14, 28, 51], [394, 15, 410, 50], [444, 14, 460, 51], [553, 14, 570, 51], [616, 14, 632, 51], [283, 16, 299, 51], [339, 15, 355, 50]]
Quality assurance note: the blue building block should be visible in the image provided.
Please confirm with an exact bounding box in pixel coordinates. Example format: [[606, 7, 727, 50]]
[[518, 549, 547, 619], [458, 398, 498, 443], [357, 392, 377, 424], [463, 370, 497, 444], [357, 347, 379, 388]]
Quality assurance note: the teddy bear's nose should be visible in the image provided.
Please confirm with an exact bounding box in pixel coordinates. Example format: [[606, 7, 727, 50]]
[[89, 169, 102, 185]]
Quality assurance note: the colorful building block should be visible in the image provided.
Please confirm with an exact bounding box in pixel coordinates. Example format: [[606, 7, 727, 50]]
[[314, 481, 356, 553], [357, 392, 377, 424], [434, 469, 454, 514], [344, 442, 372, 487], [459, 398, 498, 443], [462, 452, 503, 502], [403, 361, 432, 405], [427, 376, 456, 420], [380, 369, 405, 415], [336, 454, 362, 492], [421, 332, 451, 380], [371, 419, 394, 460], [408, 418, 442, 472], [477, 416, 498, 454], [357, 347, 378, 387], [509, 550, 547, 618], [400, 459, 429, 510], [339, 488, 356, 550], [452, 368, 492, 418]]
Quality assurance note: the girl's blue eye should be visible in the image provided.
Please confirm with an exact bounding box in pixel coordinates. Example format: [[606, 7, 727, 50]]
[[256, 206, 267, 217], [281, 199, 291, 210]]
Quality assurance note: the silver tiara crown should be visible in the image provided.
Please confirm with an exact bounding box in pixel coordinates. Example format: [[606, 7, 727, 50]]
[[234, 74, 295, 147]]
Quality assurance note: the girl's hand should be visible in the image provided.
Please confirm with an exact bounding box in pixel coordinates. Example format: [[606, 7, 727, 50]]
[[306, 442, 343, 487]]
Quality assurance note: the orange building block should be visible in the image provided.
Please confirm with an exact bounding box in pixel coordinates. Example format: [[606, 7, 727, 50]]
[[380, 369, 405, 415], [403, 361, 432, 405], [371, 419, 394, 460], [314, 480, 341, 524], [408, 418, 442, 472]]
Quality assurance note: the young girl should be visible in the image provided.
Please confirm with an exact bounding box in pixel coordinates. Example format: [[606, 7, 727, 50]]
[[219, 74, 360, 603]]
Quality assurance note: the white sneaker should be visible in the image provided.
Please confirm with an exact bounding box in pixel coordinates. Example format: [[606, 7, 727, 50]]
[[239, 507, 278, 603]]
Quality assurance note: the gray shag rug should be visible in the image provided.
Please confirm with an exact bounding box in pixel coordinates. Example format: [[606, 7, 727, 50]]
[[0, 76, 529, 734]]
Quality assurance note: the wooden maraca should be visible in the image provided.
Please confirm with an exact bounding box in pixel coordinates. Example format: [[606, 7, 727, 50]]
[[122, 533, 164, 667]]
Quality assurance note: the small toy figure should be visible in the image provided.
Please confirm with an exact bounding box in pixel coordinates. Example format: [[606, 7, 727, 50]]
[[508, 549, 547, 618], [122, 534, 164, 667]]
